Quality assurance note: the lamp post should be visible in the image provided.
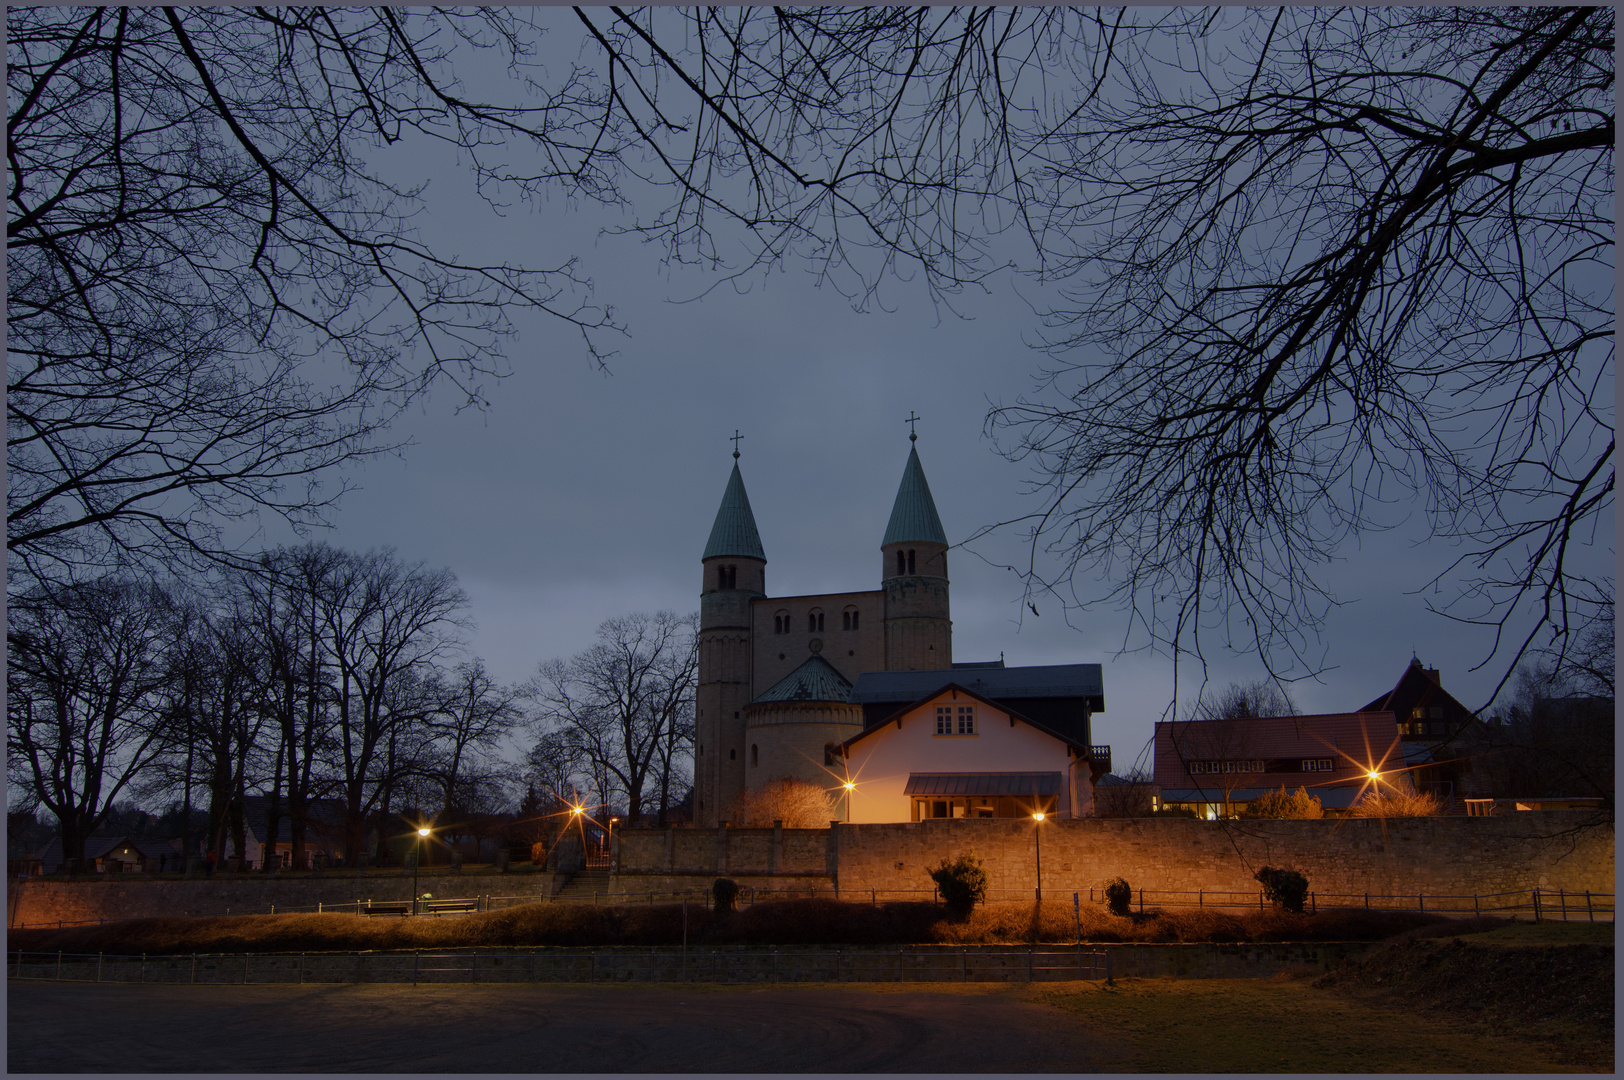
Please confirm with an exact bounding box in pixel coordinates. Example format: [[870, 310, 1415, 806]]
[[843, 781, 856, 823], [1032, 811, 1046, 906], [413, 827, 430, 915]]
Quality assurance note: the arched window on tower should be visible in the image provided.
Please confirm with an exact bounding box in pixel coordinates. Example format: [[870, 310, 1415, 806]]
[[896, 550, 906, 576], [808, 609, 825, 633], [907, 549, 916, 574], [750, 744, 759, 768], [843, 607, 859, 631]]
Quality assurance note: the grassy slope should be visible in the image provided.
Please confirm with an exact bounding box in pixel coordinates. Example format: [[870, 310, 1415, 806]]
[[7, 898, 1474, 955], [1033, 977, 1602, 1072]]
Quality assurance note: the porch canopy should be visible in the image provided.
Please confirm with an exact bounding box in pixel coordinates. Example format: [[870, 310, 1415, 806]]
[[904, 772, 1063, 797]]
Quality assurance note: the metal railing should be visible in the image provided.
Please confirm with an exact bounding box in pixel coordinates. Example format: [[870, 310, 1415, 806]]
[[9, 944, 1112, 985], [13, 884, 1611, 931]]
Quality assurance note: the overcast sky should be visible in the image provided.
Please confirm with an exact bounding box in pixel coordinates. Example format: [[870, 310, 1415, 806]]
[[244, 11, 1608, 774]]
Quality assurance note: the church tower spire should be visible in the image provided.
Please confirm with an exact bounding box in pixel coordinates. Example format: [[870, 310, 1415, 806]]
[[881, 425, 951, 670], [696, 440, 766, 826]]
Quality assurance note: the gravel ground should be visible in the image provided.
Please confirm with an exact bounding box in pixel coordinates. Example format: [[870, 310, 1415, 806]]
[[8, 980, 1127, 1073]]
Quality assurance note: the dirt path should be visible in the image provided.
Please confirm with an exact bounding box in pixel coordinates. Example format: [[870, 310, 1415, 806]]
[[8, 980, 1127, 1073]]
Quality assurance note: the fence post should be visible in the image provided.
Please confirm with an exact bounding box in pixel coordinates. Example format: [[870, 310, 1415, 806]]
[[1364, 892, 1369, 910], [414, 950, 420, 987], [1532, 888, 1541, 923], [191, 954, 197, 984], [1585, 891, 1593, 922], [1474, 893, 1480, 915], [1105, 948, 1113, 987], [1198, 889, 1202, 908], [243, 953, 249, 984], [1310, 892, 1315, 915], [299, 952, 304, 985], [1559, 889, 1566, 921], [1418, 892, 1423, 912], [56, 951, 62, 981]]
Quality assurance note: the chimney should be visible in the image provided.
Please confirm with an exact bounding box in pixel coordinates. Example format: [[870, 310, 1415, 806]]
[[1424, 668, 1441, 686]]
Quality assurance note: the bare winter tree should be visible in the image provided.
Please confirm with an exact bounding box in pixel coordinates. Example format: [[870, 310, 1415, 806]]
[[978, 8, 1613, 698], [423, 660, 522, 823], [525, 611, 698, 825], [317, 547, 470, 862], [6, 578, 176, 871], [7, 7, 621, 584], [1194, 681, 1299, 722]]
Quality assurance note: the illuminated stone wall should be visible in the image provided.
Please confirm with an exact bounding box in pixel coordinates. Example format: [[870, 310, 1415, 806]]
[[615, 812, 1613, 902]]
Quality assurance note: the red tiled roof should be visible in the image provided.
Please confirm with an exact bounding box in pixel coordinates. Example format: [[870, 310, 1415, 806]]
[[1153, 712, 1404, 790]]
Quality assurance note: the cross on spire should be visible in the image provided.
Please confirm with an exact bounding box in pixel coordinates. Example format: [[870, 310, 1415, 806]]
[[905, 411, 921, 442], [730, 429, 743, 459]]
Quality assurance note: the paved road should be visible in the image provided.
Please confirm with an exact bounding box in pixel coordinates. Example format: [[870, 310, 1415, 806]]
[[9, 980, 1127, 1073]]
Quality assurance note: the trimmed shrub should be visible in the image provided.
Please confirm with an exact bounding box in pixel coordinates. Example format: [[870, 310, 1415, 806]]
[[712, 878, 740, 915], [1240, 786, 1323, 819], [1149, 806, 1198, 819], [1255, 866, 1310, 913], [928, 850, 989, 916], [1103, 877, 1133, 916]]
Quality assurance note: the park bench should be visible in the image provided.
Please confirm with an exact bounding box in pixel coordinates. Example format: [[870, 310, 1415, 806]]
[[420, 898, 480, 916], [361, 900, 411, 917]]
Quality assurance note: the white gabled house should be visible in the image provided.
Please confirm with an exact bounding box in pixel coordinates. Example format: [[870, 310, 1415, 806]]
[[837, 683, 1103, 823]]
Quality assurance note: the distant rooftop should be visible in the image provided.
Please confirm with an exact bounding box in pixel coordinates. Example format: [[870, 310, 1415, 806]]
[[752, 654, 854, 704], [849, 663, 1104, 709]]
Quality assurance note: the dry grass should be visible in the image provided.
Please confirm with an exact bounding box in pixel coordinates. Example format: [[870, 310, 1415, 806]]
[[8, 897, 1478, 955]]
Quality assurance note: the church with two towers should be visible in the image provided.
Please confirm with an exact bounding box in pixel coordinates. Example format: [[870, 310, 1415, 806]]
[[695, 434, 1108, 828]]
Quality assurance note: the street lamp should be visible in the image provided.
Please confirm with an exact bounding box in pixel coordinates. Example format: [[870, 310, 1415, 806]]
[[413, 826, 430, 915], [1032, 811, 1046, 906], [843, 781, 856, 823]]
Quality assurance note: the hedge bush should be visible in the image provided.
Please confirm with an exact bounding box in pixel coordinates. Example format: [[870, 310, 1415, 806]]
[[1254, 866, 1310, 913], [928, 850, 989, 916], [1103, 877, 1133, 916]]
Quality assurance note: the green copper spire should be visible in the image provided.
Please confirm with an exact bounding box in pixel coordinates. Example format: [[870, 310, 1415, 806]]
[[703, 459, 766, 560], [882, 442, 947, 546]]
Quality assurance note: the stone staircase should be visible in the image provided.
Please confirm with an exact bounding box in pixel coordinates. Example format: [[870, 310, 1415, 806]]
[[553, 868, 611, 903]]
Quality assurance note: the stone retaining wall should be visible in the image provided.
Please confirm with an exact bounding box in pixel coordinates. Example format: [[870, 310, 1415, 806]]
[[622, 812, 1613, 900], [8, 871, 560, 929], [12, 813, 1610, 927]]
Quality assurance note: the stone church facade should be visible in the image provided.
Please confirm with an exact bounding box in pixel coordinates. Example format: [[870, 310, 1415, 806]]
[[695, 436, 957, 827]]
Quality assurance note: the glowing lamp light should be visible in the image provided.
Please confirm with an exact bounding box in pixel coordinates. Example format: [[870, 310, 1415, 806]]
[[1367, 771, 1381, 781], [571, 805, 584, 816], [1032, 811, 1046, 822], [417, 827, 431, 837], [843, 782, 856, 791]]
